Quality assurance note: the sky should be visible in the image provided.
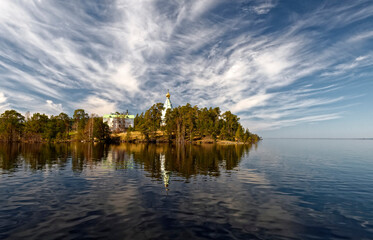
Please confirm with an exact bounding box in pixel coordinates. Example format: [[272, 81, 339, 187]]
[[0, 0, 372, 138]]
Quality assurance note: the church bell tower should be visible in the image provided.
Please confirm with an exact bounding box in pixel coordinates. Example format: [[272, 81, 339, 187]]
[[161, 90, 173, 125]]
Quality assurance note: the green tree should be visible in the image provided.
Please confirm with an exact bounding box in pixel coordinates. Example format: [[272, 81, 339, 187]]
[[235, 126, 244, 142], [222, 111, 240, 141], [73, 109, 88, 140], [93, 117, 110, 141], [55, 112, 71, 138], [133, 102, 261, 144], [0, 110, 25, 142], [73, 109, 88, 131], [24, 113, 50, 141]]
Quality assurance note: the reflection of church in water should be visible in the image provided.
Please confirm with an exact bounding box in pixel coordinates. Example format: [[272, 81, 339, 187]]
[[160, 90, 172, 191], [160, 154, 171, 191]]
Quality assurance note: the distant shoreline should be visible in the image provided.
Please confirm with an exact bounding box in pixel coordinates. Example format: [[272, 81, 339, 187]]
[[264, 138, 373, 140], [112, 131, 260, 145]]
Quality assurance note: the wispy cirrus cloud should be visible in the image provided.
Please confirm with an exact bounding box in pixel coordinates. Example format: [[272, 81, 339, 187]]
[[0, 0, 372, 135], [321, 54, 373, 77], [243, 113, 342, 132], [0, 92, 9, 112], [251, 0, 277, 15]]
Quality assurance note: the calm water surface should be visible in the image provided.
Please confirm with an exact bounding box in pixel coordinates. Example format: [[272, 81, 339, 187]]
[[0, 139, 373, 239]]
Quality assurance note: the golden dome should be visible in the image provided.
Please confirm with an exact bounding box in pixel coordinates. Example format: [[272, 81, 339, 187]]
[[166, 91, 170, 98]]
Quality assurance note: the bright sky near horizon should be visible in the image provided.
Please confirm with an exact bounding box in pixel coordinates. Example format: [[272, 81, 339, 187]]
[[0, 0, 372, 138]]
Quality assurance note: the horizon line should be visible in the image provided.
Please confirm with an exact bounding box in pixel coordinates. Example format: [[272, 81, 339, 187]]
[[263, 137, 373, 140]]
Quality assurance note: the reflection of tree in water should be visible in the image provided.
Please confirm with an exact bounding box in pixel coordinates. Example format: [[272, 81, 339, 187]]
[[70, 143, 109, 171], [0, 143, 255, 182], [120, 143, 254, 191], [101, 144, 133, 170], [128, 144, 253, 178], [104, 143, 254, 190], [0, 143, 109, 172], [0, 143, 22, 171], [0, 143, 70, 172]]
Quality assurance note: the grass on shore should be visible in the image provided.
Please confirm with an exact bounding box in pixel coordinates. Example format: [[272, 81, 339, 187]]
[[112, 131, 249, 144]]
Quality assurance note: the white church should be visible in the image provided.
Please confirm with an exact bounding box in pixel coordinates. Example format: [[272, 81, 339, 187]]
[[161, 90, 173, 125]]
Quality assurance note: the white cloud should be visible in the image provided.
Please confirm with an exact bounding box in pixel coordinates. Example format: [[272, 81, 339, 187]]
[[0, 0, 371, 134], [349, 31, 373, 42], [188, 0, 219, 20], [252, 0, 277, 15], [356, 55, 368, 61], [0, 92, 10, 112], [321, 54, 373, 77], [254, 42, 297, 78], [243, 113, 341, 132], [45, 100, 64, 115], [78, 96, 117, 116], [110, 62, 140, 93], [0, 92, 7, 104], [231, 93, 273, 113]]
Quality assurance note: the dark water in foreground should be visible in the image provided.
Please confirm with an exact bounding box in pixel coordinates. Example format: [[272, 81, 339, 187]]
[[1, 140, 373, 239]]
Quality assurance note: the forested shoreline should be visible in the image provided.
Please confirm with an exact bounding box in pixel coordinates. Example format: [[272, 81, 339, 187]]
[[134, 103, 260, 144], [0, 104, 260, 144], [0, 109, 110, 143]]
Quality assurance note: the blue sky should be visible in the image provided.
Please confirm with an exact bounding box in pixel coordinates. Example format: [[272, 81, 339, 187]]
[[0, 0, 372, 138]]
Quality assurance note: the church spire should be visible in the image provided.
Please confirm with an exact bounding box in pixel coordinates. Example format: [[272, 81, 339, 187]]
[[161, 90, 173, 126]]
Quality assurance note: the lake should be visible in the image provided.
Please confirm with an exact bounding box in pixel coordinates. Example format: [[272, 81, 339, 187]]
[[1, 139, 373, 239]]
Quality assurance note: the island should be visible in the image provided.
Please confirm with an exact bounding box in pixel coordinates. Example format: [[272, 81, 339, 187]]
[[0, 92, 260, 144]]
